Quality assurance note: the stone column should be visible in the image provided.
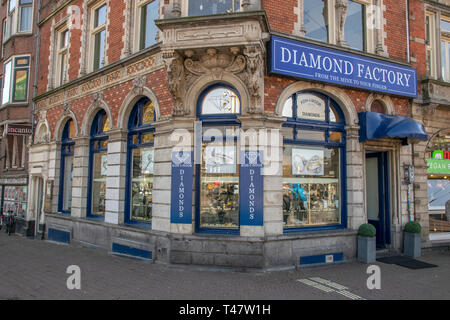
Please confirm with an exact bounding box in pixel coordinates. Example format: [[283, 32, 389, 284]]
[[71, 136, 90, 219], [104, 129, 127, 225], [293, 0, 307, 37], [346, 125, 365, 230]]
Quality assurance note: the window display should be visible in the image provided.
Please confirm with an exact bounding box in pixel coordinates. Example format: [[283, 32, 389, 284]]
[[2, 185, 28, 218], [283, 145, 340, 227], [131, 148, 153, 222], [199, 138, 239, 230]]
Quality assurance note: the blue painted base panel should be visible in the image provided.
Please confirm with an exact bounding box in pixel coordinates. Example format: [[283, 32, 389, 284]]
[[300, 252, 344, 265], [112, 243, 152, 260], [48, 228, 71, 244]]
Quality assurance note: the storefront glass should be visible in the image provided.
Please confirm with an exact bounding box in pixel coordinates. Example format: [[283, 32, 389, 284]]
[[88, 110, 109, 218], [59, 119, 75, 214], [282, 91, 346, 231], [196, 84, 241, 233], [2, 185, 27, 218], [126, 97, 155, 225]]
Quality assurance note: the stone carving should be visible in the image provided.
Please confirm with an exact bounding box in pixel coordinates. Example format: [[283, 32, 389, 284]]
[[164, 50, 186, 116], [35, 110, 50, 144], [336, 0, 348, 47], [241, 46, 263, 114], [92, 91, 105, 110], [131, 75, 147, 95], [184, 48, 246, 79]]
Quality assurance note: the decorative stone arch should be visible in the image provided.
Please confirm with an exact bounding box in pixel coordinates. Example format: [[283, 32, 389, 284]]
[[185, 72, 251, 116], [80, 97, 113, 136], [117, 86, 161, 129], [275, 82, 359, 126], [54, 110, 80, 142], [365, 94, 394, 115]]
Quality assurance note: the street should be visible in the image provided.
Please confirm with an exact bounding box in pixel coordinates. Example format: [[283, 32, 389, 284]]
[[0, 231, 449, 300]]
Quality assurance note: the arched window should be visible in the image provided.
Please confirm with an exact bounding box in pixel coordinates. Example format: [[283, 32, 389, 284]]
[[58, 119, 75, 214], [125, 97, 155, 225], [371, 100, 385, 114], [87, 110, 110, 218], [282, 91, 347, 231], [196, 84, 241, 234]]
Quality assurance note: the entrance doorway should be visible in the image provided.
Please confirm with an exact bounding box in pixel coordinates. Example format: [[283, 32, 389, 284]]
[[365, 152, 391, 248]]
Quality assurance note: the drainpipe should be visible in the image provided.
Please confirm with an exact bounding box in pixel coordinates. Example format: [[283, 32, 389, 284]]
[[32, 0, 42, 238]]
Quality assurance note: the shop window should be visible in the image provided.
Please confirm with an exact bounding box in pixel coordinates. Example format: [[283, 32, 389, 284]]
[[91, 3, 107, 71], [282, 91, 346, 231], [196, 84, 241, 234], [1, 56, 30, 105], [87, 110, 110, 218], [188, 0, 240, 16], [137, 0, 159, 50], [125, 97, 155, 225], [58, 119, 75, 214]]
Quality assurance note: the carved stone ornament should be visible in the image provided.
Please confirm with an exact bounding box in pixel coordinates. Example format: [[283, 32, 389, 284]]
[[92, 91, 105, 109], [63, 102, 72, 116], [336, 0, 348, 47], [131, 75, 147, 95], [164, 50, 186, 116], [35, 110, 50, 144], [241, 46, 263, 114]]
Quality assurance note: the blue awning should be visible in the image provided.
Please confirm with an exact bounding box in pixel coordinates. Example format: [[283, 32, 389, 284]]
[[358, 112, 429, 143]]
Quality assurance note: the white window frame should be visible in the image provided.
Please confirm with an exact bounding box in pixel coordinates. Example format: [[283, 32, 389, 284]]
[[1, 55, 31, 106], [441, 15, 450, 82], [134, 0, 159, 52], [56, 27, 69, 87], [3, 0, 34, 42], [426, 11, 437, 78], [89, 1, 108, 72]]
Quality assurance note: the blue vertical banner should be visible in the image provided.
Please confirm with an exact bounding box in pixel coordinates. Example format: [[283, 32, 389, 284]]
[[170, 151, 193, 224], [240, 151, 264, 226]]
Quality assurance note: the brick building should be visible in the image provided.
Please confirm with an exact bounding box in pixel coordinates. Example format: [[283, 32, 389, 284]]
[[27, 0, 438, 269], [0, 0, 38, 236], [409, 0, 450, 241]]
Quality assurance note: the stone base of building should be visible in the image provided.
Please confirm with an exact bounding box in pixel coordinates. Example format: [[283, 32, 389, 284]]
[[45, 214, 358, 270]]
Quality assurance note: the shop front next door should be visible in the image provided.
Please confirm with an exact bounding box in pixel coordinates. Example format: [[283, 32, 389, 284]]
[[366, 152, 391, 248]]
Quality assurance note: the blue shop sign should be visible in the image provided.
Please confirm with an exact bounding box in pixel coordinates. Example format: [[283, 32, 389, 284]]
[[170, 151, 193, 224], [269, 35, 417, 98], [240, 151, 264, 226]]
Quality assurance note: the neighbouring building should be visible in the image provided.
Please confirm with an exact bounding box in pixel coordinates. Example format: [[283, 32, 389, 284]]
[[0, 0, 38, 236], [28, 0, 434, 269], [409, 0, 450, 242]]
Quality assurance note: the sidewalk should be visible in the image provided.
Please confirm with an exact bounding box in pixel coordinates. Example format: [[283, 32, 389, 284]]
[[0, 231, 449, 300]]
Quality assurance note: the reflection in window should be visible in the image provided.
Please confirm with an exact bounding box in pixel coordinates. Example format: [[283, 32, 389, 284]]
[[92, 3, 107, 71], [200, 128, 239, 230], [126, 97, 155, 224], [345, 0, 366, 51], [59, 119, 75, 214], [304, 0, 328, 42], [283, 145, 341, 228], [139, 0, 158, 50], [201, 86, 240, 115], [88, 110, 109, 217], [189, 0, 240, 16], [282, 91, 346, 230]]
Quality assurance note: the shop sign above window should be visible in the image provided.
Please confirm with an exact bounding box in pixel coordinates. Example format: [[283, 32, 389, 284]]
[[432, 150, 450, 160], [427, 158, 450, 175], [269, 35, 417, 98]]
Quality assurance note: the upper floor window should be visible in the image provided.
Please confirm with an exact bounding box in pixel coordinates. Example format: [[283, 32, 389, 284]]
[[2, 56, 30, 105], [137, 0, 159, 50], [303, 0, 370, 52], [91, 3, 107, 71], [4, 0, 33, 40], [57, 28, 69, 86], [441, 17, 450, 82], [187, 0, 241, 16], [426, 12, 437, 77]]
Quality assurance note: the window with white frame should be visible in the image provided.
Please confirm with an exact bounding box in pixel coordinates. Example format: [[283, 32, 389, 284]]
[[426, 12, 437, 78], [302, 0, 372, 52], [441, 16, 450, 82], [56, 28, 69, 86], [136, 0, 159, 51], [90, 2, 107, 71], [2, 56, 30, 105], [4, 0, 33, 41]]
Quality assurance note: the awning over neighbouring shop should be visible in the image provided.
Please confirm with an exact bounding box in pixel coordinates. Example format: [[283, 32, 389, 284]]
[[358, 112, 429, 143]]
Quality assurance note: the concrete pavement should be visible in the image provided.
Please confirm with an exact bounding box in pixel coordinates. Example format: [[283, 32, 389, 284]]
[[0, 231, 449, 300]]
